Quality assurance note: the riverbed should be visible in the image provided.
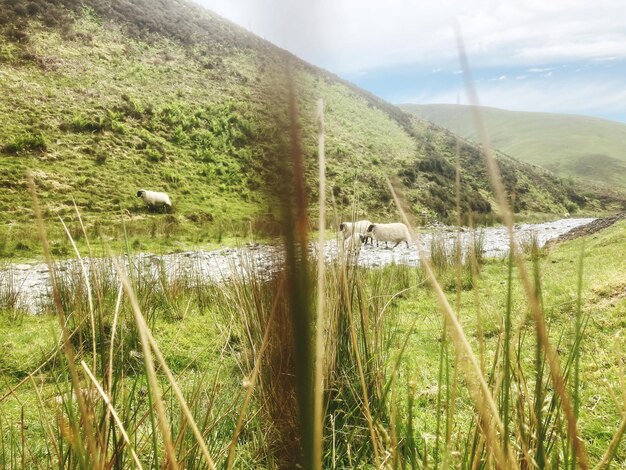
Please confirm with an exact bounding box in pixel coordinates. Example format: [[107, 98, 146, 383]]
[[0, 218, 595, 314]]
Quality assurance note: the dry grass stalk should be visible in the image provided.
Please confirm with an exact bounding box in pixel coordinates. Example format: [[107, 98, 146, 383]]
[[443, 116, 463, 468], [283, 72, 315, 467], [313, 97, 326, 470], [617, 334, 626, 413], [596, 406, 626, 469], [103, 282, 124, 460], [454, 25, 589, 469]]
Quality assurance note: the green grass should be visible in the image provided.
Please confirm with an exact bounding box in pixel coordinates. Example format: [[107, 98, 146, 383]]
[[402, 103, 626, 189], [1, 218, 625, 467]]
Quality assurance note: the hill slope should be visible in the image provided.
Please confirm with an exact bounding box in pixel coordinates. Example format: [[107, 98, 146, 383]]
[[0, 0, 603, 258], [401, 103, 626, 189]]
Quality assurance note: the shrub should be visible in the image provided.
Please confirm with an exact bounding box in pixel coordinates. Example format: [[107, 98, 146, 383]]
[[186, 211, 214, 223], [61, 114, 109, 133], [3, 132, 47, 154], [145, 147, 163, 162], [5, 27, 29, 44]]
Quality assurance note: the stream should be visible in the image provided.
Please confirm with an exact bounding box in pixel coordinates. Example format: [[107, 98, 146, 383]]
[[1, 218, 595, 314]]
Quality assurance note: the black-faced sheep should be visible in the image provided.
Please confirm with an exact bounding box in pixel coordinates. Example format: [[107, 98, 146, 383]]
[[136, 189, 172, 212], [367, 222, 411, 249], [339, 219, 373, 245]]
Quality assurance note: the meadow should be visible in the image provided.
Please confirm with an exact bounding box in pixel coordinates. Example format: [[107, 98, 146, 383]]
[[1, 199, 625, 468]]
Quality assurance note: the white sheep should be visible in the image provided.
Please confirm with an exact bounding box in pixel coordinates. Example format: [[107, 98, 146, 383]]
[[136, 189, 172, 212], [367, 222, 411, 249], [339, 219, 373, 245]]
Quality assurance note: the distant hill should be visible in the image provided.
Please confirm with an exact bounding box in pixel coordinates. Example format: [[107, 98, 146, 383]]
[[401, 104, 626, 189], [0, 0, 613, 257]]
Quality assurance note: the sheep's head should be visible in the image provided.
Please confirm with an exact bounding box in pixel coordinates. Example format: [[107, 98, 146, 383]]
[[136, 190, 145, 198], [367, 224, 375, 233], [339, 223, 345, 231]]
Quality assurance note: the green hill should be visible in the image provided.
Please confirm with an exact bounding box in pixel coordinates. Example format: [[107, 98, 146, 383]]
[[401, 103, 626, 189], [0, 0, 609, 258]]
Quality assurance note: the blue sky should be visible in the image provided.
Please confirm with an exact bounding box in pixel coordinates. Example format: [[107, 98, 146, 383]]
[[194, 0, 626, 123], [347, 59, 626, 122]]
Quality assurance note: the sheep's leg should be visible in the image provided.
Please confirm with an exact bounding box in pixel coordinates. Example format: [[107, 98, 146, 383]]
[[405, 240, 409, 248], [392, 241, 400, 249]]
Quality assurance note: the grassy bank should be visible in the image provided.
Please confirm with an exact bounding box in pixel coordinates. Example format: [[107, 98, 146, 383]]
[[1, 217, 624, 468]]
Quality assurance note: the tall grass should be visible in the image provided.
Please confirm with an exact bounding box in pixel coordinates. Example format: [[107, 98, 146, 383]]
[[0, 268, 26, 322], [1, 178, 625, 469]]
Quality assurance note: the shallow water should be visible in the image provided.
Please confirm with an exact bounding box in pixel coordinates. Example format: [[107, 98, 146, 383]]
[[1, 218, 595, 314]]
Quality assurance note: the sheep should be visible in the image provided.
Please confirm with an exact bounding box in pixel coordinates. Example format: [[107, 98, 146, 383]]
[[136, 189, 172, 212], [367, 222, 411, 249], [339, 219, 373, 245]]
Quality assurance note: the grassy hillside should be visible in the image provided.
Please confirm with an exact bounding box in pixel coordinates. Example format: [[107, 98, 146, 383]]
[[402, 103, 626, 188], [0, 1, 606, 259]]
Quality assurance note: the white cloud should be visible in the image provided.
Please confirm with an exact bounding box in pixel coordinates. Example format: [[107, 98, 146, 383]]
[[405, 76, 626, 118], [192, 0, 626, 121], [591, 56, 618, 62], [193, 0, 626, 73]]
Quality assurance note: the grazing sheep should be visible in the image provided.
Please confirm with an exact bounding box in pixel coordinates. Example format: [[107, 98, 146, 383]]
[[367, 222, 411, 249], [339, 219, 373, 245], [136, 189, 172, 212]]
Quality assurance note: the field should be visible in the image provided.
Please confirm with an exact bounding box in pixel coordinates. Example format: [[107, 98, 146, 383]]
[[1, 207, 625, 468]]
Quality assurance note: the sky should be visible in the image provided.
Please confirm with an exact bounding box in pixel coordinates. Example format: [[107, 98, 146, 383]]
[[192, 0, 626, 123]]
